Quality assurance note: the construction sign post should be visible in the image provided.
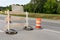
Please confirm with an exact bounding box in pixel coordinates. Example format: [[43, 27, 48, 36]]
[[7, 10, 10, 30], [23, 12, 33, 31], [5, 10, 17, 34], [26, 12, 29, 27]]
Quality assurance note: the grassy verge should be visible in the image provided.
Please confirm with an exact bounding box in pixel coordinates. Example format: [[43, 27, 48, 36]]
[[0, 13, 60, 20], [29, 13, 60, 20]]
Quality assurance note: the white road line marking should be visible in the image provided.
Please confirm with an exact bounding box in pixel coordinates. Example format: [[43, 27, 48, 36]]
[[0, 30, 4, 32], [43, 29, 60, 34]]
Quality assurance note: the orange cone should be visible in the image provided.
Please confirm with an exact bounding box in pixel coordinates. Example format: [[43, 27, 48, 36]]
[[36, 18, 42, 29]]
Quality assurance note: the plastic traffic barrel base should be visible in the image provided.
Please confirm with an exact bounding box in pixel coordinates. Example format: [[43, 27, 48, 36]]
[[36, 26, 42, 29]]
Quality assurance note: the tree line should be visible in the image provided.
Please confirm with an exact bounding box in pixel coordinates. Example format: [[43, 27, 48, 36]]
[[0, 5, 12, 12], [24, 0, 60, 14], [0, 0, 60, 14]]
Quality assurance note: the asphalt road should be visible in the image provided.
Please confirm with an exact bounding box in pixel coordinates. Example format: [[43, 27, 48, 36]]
[[0, 14, 60, 40], [0, 14, 60, 31], [0, 29, 60, 40]]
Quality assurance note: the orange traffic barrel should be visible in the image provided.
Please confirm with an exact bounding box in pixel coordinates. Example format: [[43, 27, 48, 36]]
[[36, 18, 42, 29]]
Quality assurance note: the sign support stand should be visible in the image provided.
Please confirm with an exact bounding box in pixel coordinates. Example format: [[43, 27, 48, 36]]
[[7, 10, 10, 30], [23, 11, 33, 31]]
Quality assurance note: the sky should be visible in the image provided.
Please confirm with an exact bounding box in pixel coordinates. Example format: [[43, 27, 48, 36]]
[[0, 0, 31, 7]]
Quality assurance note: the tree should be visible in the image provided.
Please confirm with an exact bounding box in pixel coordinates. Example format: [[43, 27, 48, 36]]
[[57, 1, 60, 14], [24, 3, 34, 12], [24, 0, 47, 13], [43, 0, 57, 13]]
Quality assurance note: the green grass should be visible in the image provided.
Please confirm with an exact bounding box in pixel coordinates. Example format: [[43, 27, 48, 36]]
[[0, 13, 60, 20]]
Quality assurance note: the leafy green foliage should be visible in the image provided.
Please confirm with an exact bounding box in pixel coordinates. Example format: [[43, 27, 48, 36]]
[[43, 0, 57, 13], [24, 0, 60, 14], [57, 3, 60, 14]]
